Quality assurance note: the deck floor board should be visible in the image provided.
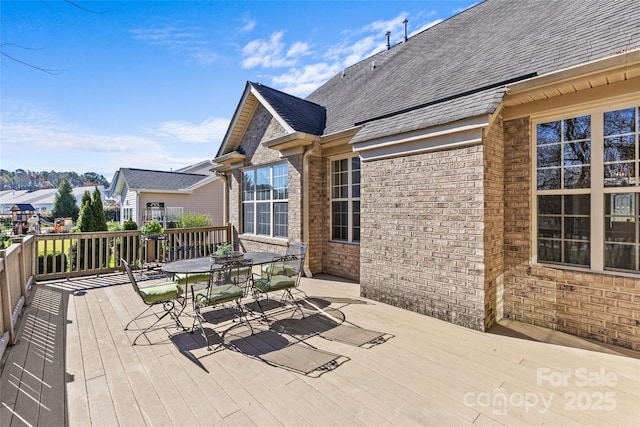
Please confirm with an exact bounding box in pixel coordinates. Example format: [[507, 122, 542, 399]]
[[1, 272, 639, 426]]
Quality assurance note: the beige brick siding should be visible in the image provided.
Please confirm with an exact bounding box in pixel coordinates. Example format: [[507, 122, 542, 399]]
[[227, 104, 304, 255], [307, 155, 325, 274], [359, 146, 487, 331], [483, 114, 505, 330], [503, 117, 640, 351]]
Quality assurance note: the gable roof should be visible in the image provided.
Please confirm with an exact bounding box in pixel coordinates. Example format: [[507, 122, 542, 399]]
[[305, 0, 640, 140], [111, 168, 212, 195], [250, 82, 326, 135], [217, 82, 326, 157]]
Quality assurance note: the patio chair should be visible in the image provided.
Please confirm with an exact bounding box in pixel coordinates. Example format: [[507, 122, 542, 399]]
[[192, 259, 254, 350], [121, 259, 185, 345], [252, 254, 305, 321], [261, 241, 306, 275]]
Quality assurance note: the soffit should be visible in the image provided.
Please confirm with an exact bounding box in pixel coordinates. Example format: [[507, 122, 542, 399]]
[[224, 92, 259, 154], [503, 50, 640, 108]]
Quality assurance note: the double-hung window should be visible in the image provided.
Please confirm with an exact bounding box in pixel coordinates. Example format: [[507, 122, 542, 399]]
[[330, 155, 360, 243], [535, 104, 640, 273], [242, 163, 288, 238]]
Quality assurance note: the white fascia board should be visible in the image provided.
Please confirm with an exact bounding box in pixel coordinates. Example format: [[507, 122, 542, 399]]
[[218, 83, 253, 157], [353, 115, 489, 161]]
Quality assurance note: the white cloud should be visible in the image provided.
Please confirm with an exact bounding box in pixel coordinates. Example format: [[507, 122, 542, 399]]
[[287, 41, 310, 58], [240, 17, 256, 33], [130, 26, 217, 66], [272, 63, 342, 97], [0, 101, 219, 179], [246, 12, 446, 97], [241, 32, 301, 69], [151, 117, 230, 143]]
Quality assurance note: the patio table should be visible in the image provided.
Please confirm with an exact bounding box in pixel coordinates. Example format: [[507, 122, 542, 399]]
[[161, 251, 281, 276]]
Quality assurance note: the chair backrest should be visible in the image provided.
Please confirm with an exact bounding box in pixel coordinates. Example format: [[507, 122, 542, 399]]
[[205, 259, 253, 300], [121, 258, 142, 295], [265, 254, 303, 283], [286, 241, 307, 258]]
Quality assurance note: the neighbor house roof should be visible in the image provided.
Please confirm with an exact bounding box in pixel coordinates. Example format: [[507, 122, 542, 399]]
[[304, 0, 640, 141], [110, 168, 211, 196]]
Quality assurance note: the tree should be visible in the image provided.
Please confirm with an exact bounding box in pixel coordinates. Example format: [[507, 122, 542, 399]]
[[52, 177, 79, 220], [91, 186, 108, 231], [75, 191, 95, 232]]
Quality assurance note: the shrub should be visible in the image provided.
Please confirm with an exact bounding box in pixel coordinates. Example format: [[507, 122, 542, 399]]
[[123, 219, 138, 230], [178, 212, 211, 228], [38, 253, 67, 274]]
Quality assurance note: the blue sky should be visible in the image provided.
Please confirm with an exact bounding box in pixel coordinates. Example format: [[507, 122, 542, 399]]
[[1, 0, 476, 182]]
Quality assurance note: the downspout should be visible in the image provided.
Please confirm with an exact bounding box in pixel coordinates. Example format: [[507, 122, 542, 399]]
[[302, 138, 321, 277], [214, 171, 229, 225]]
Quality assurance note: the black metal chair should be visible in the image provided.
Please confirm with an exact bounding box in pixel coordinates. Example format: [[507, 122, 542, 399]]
[[252, 254, 305, 321], [121, 259, 185, 345], [191, 259, 254, 350]]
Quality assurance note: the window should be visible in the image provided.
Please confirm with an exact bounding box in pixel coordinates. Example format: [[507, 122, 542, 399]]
[[330, 155, 360, 242], [535, 105, 640, 273], [242, 163, 288, 238]]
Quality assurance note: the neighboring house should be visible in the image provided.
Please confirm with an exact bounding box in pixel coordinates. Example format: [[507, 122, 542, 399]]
[[108, 162, 224, 227], [0, 186, 106, 214], [213, 0, 640, 350]]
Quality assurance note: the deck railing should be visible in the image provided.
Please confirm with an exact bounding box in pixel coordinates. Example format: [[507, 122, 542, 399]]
[[0, 225, 231, 360]]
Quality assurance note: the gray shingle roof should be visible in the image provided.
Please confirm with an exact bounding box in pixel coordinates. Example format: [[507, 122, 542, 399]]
[[306, 0, 640, 140], [120, 168, 207, 191], [251, 82, 326, 135]]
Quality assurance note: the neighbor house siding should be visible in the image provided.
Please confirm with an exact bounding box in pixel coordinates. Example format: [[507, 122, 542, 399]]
[[503, 116, 640, 351], [360, 145, 487, 331], [137, 180, 224, 226]]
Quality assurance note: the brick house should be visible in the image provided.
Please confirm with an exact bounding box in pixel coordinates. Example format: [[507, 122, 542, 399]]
[[213, 0, 640, 350]]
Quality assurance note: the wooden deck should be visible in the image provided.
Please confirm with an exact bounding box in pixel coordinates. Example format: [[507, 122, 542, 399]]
[[2, 271, 639, 426]]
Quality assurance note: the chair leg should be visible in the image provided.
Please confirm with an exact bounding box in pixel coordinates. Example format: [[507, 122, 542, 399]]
[[235, 301, 254, 334], [124, 305, 155, 331], [251, 290, 270, 322], [192, 308, 211, 350], [284, 289, 305, 318], [131, 307, 174, 345]]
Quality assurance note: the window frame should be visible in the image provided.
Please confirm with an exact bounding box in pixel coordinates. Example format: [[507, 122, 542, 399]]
[[241, 162, 289, 239], [329, 154, 361, 244], [532, 101, 640, 274]]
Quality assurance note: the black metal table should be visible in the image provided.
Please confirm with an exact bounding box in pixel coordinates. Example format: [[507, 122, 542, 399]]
[[161, 251, 281, 275]]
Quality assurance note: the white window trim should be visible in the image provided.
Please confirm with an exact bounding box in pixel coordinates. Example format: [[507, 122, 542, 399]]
[[241, 162, 289, 239], [531, 100, 640, 275], [329, 153, 361, 244]]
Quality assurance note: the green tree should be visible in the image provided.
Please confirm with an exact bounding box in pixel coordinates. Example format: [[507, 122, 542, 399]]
[[51, 177, 79, 220], [91, 186, 108, 231], [75, 191, 95, 232]]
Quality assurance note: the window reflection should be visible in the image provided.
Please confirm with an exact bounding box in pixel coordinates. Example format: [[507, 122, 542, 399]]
[[537, 116, 591, 190]]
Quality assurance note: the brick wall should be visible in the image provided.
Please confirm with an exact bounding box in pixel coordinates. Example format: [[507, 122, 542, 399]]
[[359, 146, 487, 331], [503, 117, 640, 351], [307, 155, 325, 274], [228, 104, 300, 253], [483, 114, 505, 330]]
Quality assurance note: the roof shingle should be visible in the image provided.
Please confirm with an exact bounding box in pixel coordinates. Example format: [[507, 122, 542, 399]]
[[305, 0, 640, 139]]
